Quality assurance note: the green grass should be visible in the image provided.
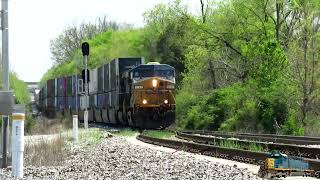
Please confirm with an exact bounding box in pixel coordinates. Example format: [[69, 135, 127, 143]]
[[113, 128, 137, 137], [143, 130, 175, 139], [63, 128, 105, 147], [218, 139, 265, 152], [248, 142, 265, 152], [219, 140, 242, 149]]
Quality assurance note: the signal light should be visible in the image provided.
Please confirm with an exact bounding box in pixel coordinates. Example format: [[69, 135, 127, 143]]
[[164, 99, 168, 104], [82, 42, 90, 56]]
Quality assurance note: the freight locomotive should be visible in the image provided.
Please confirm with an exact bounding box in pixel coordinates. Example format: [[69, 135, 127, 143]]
[[258, 151, 320, 178], [38, 57, 176, 129]]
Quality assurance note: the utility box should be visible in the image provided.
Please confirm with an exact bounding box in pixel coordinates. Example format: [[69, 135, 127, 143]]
[[0, 91, 14, 115]]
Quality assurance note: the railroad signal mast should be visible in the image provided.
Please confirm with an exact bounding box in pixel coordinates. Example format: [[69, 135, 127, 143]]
[[82, 42, 89, 129], [1, 0, 10, 168]]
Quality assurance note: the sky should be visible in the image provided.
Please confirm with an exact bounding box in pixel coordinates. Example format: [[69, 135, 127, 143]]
[[7, 0, 200, 82]]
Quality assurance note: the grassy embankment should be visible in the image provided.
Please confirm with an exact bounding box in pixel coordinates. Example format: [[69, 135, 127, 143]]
[[24, 119, 106, 166]]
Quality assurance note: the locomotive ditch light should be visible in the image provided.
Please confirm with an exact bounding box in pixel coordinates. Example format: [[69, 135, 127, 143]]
[[142, 99, 147, 104], [164, 99, 168, 104], [134, 85, 143, 89], [152, 79, 158, 87], [167, 85, 174, 89]]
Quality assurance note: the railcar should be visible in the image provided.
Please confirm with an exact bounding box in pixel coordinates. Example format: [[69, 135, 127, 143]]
[[258, 151, 320, 178], [38, 57, 176, 129]]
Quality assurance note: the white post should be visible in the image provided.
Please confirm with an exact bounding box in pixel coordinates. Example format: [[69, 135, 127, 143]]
[[72, 115, 78, 142], [84, 110, 88, 129], [11, 113, 24, 178]]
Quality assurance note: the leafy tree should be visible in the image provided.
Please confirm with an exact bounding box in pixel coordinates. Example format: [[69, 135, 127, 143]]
[[50, 17, 120, 65]]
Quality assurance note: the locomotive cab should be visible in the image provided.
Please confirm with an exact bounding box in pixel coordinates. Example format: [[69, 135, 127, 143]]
[[126, 62, 176, 128]]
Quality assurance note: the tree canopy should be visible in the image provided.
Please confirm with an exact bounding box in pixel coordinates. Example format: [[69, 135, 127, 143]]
[[44, 0, 320, 135]]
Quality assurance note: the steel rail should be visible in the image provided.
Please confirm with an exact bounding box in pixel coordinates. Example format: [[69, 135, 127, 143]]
[[138, 134, 269, 165], [184, 130, 320, 142], [177, 132, 320, 159], [182, 130, 320, 145]]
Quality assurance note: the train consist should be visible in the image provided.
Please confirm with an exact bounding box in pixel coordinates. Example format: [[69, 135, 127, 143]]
[[38, 57, 176, 129], [259, 151, 320, 178]]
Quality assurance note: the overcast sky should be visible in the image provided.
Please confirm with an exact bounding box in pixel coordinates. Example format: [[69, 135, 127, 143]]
[[7, 0, 200, 82]]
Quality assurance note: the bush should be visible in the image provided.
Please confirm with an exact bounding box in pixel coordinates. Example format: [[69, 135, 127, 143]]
[[25, 114, 36, 134], [177, 78, 303, 135], [281, 110, 304, 136], [175, 90, 199, 129]]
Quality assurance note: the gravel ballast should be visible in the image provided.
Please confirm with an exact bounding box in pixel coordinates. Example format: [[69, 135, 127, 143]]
[[0, 136, 261, 180]]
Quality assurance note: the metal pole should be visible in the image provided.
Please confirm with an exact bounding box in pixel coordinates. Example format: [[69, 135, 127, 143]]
[[84, 55, 88, 129], [2, 0, 10, 168], [75, 75, 78, 114], [73, 59, 79, 141], [75, 56, 80, 114]]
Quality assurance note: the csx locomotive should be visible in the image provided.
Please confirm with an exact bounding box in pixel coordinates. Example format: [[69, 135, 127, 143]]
[[258, 151, 320, 178], [38, 57, 176, 129]]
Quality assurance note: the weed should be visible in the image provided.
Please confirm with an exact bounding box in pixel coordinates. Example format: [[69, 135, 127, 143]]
[[113, 128, 137, 137], [24, 135, 67, 166], [219, 140, 242, 149], [63, 128, 105, 147], [248, 143, 265, 152], [143, 130, 175, 139]]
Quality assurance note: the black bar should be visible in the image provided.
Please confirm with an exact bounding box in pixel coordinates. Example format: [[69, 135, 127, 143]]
[[2, 116, 9, 168]]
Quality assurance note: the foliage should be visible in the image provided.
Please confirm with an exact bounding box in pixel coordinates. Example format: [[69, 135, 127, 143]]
[[41, 0, 320, 135], [173, 0, 320, 135], [143, 1, 195, 84], [25, 114, 36, 134], [9, 72, 30, 104], [50, 17, 121, 65], [41, 29, 147, 84]]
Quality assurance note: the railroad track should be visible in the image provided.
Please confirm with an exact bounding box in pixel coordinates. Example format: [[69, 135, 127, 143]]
[[137, 133, 320, 174], [177, 132, 320, 159], [182, 130, 320, 145], [137, 134, 268, 165]]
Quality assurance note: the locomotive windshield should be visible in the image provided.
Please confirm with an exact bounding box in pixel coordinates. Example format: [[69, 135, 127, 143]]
[[132, 64, 175, 80]]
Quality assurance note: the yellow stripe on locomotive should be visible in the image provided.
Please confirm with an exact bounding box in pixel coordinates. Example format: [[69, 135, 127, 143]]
[[266, 158, 275, 169]]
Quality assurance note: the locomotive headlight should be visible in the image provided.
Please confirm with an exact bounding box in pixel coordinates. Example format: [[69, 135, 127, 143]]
[[152, 79, 158, 87], [142, 99, 147, 104], [164, 99, 168, 104], [134, 85, 143, 89]]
